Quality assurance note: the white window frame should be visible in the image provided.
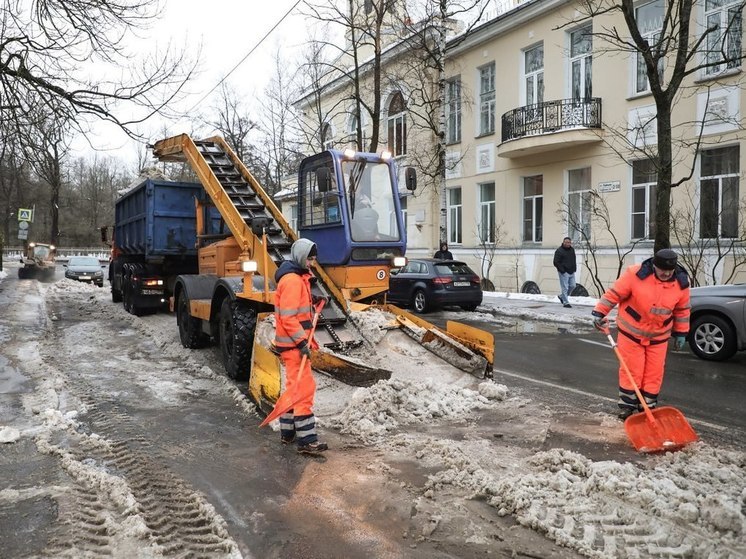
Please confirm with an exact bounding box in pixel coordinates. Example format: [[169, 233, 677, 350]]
[[522, 176, 543, 243], [630, 159, 657, 240], [478, 63, 496, 136], [568, 26, 593, 100], [698, 145, 740, 239], [290, 203, 298, 231], [347, 112, 366, 150], [445, 77, 462, 144], [399, 195, 408, 238], [633, 0, 664, 94], [478, 182, 496, 244], [568, 167, 592, 242], [447, 187, 462, 245], [321, 122, 334, 150], [703, 0, 743, 77], [387, 92, 407, 156], [523, 43, 544, 107]]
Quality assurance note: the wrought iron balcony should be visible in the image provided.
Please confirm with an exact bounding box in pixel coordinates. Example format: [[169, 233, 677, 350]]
[[501, 97, 602, 143]]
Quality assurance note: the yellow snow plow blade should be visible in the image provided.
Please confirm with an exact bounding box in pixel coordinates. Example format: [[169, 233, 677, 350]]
[[249, 304, 495, 411], [381, 304, 493, 378]]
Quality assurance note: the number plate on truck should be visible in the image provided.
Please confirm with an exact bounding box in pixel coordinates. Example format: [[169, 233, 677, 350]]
[[141, 289, 162, 295]]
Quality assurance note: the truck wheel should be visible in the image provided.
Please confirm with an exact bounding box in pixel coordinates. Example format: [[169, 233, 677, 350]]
[[111, 287, 122, 303], [123, 277, 143, 316], [18, 267, 27, 279], [177, 293, 207, 349], [219, 299, 256, 381]]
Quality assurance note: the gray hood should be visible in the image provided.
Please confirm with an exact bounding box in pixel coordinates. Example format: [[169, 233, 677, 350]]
[[290, 238, 316, 269]]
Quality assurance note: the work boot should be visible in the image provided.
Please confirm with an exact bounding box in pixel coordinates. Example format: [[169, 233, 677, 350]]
[[617, 407, 636, 421], [297, 441, 328, 455], [281, 435, 296, 445]]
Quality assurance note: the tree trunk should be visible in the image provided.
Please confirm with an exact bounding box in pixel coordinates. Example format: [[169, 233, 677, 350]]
[[653, 101, 673, 254]]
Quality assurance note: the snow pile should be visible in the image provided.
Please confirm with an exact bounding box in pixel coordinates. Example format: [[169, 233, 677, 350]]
[[420, 443, 746, 558], [329, 378, 507, 442]]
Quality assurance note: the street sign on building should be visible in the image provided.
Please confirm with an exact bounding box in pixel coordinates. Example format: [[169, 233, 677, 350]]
[[18, 208, 33, 222]]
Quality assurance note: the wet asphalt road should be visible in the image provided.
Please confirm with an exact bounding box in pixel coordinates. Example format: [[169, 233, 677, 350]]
[[426, 308, 746, 449]]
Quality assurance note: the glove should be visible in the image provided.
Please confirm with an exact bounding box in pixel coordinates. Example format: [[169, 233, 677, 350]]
[[312, 295, 329, 307], [591, 311, 609, 332], [673, 335, 686, 351], [299, 344, 311, 358]]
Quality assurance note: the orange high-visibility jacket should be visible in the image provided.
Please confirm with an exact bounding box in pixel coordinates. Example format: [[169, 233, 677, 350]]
[[274, 266, 314, 352], [594, 259, 690, 345]]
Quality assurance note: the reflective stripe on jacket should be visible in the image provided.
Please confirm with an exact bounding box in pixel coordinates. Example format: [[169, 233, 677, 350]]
[[274, 270, 314, 352], [593, 260, 690, 345]]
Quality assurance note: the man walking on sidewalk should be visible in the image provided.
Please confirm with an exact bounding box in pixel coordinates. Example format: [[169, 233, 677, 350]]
[[553, 237, 576, 308]]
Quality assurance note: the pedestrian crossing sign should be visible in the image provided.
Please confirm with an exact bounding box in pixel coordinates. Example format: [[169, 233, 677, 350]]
[[18, 208, 33, 222]]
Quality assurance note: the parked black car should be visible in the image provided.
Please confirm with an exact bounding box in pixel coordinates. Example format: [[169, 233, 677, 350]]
[[387, 258, 482, 313], [688, 283, 746, 361], [64, 256, 105, 287]]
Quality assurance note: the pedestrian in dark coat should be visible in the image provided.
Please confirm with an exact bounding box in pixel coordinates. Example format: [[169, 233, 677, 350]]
[[434, 242, 453, 260], [553, 237, 577, 307]]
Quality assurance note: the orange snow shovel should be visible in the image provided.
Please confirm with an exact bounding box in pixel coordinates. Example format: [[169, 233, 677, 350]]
[[259, 300, 325, 428], [601, 327, 698, 453]]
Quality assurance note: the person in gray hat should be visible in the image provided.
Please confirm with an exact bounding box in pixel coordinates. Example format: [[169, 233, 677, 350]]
[[591, 248, 691, 420]]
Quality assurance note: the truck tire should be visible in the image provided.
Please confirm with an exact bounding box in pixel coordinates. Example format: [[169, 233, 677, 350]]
[[177, 292, 208, 349], [111, 287, 123, 303], [219, 299, 256, 381], [123, 272, 143, 316]]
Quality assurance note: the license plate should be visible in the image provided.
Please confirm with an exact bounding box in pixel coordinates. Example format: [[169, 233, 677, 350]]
[[141, 289, 162, 295], [80, 276, 91, 280], [453, 281, 470, 287]]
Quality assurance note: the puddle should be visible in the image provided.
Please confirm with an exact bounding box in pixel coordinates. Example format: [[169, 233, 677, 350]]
[[0, 354, 31, 394]]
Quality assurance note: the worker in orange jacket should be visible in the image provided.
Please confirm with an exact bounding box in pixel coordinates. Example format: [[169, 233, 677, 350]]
[[274, 238, 328, 454], [592, 249, 691, 420]]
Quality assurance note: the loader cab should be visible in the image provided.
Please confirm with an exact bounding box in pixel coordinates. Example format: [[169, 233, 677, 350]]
[[297, 149, 412, 267]]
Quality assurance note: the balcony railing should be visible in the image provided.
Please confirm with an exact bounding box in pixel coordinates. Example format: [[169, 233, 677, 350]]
[[501, 98, 602, 143]]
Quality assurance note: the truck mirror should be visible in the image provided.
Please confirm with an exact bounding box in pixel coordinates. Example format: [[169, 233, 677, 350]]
[[405, 167, 417, 191], [316, 167, 332, 193]]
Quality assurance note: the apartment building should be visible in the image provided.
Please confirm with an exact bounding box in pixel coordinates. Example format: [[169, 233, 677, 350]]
[[293, 0, 745, 294]]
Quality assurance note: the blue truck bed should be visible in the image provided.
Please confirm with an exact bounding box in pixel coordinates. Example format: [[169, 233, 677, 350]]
[[114, 179, 204, 258]]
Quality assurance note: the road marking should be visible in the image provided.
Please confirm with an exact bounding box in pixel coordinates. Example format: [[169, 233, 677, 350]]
[[579, 337, 612, 348], [493, 368, 726, 432]]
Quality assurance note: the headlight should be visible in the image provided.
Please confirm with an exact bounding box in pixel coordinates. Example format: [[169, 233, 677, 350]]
[[94, 271, 103, 277], [392, 256, 406, 268], [241, 260, 258, 272]]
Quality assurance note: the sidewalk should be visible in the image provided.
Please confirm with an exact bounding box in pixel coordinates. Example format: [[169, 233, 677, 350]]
[[479, 290, 617, 326]]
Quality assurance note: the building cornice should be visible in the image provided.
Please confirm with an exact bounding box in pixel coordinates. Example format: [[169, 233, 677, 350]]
[[446, 0, 573, 57]]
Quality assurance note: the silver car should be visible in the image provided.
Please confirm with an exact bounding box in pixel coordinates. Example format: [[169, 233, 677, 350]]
[[688, 284, 746, 361]]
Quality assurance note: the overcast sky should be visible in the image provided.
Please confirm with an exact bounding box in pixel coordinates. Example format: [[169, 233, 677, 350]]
[[71, 0, 310, 167]]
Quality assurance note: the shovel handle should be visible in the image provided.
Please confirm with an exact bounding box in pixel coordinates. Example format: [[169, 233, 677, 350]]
[[601, 327, 657, 425]]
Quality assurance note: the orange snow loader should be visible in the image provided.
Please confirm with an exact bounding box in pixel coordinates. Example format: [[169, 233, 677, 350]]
[[151, 134, 495, 414]]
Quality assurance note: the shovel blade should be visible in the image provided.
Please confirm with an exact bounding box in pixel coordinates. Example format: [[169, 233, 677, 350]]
[[624, 406, 698, 453]]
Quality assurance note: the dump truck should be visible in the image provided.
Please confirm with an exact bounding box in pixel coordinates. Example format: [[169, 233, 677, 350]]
[[151, 134, 495, 412], [18, 242, 57, 281], [102, 179, 221, 316]]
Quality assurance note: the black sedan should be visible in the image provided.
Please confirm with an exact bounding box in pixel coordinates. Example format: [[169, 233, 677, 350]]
[[688, 283, 746, 361], [386, 258, 482, 313]]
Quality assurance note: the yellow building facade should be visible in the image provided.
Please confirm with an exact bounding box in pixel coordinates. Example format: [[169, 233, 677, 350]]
[[294, 0, 746, 295]]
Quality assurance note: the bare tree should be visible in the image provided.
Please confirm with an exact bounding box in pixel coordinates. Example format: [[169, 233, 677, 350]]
[[401, 0, 490, 241], [670, 191, 746, 285], [301, 0, 405, 152], [0, 0, 194, 140], [472, 219, 508, 290], [569, 0, 746, 253], [209, 84, 259, 164], [558, 189, 644, 296], [256, 49, 304, 195]]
